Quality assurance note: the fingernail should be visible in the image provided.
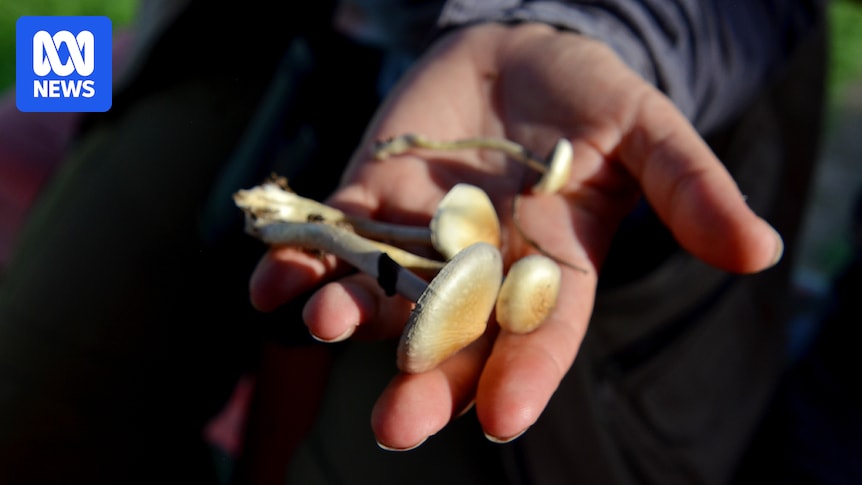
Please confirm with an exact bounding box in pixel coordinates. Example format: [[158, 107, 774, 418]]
[[311, 325, 355, 343], [455, 400, 475, 418], [376, 436, 428, 452], [769, 224, 785, 268], [484, 428, 527, 444]]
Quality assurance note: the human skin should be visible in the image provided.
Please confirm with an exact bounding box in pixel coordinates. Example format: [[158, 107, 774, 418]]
[[248, 22, 783, 451]]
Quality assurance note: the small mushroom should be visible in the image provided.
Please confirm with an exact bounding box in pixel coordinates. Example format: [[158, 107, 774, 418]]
[[397, 242, 503, 373], [373, 134, 547, 172], [531, 138, 573, 195], [495, 254, 561, 334], [242, 215, 503, 373], [430, 183, 501, 259]]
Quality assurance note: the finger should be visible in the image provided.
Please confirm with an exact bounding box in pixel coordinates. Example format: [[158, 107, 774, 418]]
[[302, 273, 415, 343], [371, 333, 494, 451], [619, 89, 783, 273], [249, 246, 348, 312], [473, 191, 602, 441], [475, 264, 595, 442]]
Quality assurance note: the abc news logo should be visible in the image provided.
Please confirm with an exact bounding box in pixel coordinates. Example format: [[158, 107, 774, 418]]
[[33, 30, 96, 98], [16, 16, 112, 112]]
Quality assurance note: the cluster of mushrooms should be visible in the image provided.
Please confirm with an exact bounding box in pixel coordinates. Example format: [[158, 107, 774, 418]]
[[233, 134, 575, 374]]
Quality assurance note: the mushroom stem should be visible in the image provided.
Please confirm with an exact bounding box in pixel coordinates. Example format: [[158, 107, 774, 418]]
[[372, 134, 574, 195], [248, 219, 431, 300], [234, 182, 501, 260], [234, 182, 432, 246], [373, 133, 548, 173]]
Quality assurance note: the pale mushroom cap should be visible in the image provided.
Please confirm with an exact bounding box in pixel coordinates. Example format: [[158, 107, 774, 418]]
[[496, 254, 561, 334], [397, 242, 503, 373], [430, 183, 501, 260], [532, 138, 573, 194]]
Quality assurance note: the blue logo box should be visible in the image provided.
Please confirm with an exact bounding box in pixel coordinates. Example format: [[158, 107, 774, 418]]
[[16, 16, 113, 112]]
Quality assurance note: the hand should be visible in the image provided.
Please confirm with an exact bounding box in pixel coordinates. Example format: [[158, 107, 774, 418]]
[[249, 23, 783, 450]]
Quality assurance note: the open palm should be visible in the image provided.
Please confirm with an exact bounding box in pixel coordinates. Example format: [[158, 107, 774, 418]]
[[249, 23, 782, 450]]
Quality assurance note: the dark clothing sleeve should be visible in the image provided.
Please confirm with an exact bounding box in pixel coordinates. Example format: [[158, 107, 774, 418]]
[[437, 0, 827, 133]]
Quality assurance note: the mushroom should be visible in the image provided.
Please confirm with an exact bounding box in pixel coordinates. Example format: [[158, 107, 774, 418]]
[[495, 254, 561, 334], [531, 137, 574, 194], [397, 241, 502, 373], [372, 134, 574, 194], [235, 181, 500, 260], [429, 183, 500, 259], [242, 215, 503, 373]]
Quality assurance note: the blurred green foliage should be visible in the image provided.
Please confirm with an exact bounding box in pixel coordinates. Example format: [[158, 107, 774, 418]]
[[0, 0, 138, 90], [829, 0, 862, 100]]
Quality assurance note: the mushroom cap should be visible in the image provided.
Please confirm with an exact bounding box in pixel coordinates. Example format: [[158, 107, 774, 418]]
[[397, 242, 503, 373], [532, 138, 573, 194], [430, 183, 501, 260], [495, 254, 561, 334]]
